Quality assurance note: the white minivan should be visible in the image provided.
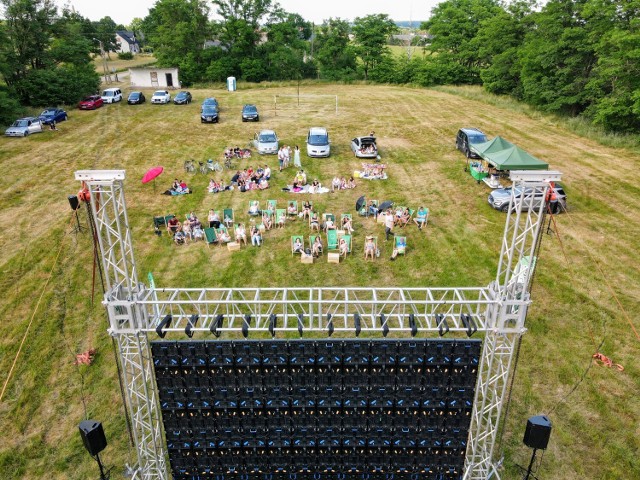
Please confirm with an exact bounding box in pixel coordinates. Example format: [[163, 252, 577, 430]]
[[306, 127, 330, 157], [101, 88, 123, 104]]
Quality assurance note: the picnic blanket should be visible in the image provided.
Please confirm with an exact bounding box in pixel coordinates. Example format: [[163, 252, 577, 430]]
[[285, 185, 330, 194]]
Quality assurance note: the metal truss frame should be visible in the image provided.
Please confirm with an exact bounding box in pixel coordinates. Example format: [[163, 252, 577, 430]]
[[75, 169, 561, 480]]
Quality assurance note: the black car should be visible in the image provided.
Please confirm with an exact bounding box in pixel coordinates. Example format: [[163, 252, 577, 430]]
[[201, 105, 219, 123], [242, 104, 259, 122], [456, 128, 487, 158], [174, 91, 192, 105], [127, 91, 145, 105]]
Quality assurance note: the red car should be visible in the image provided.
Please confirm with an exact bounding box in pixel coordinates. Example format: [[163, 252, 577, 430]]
[[78, 95, 104, 110]]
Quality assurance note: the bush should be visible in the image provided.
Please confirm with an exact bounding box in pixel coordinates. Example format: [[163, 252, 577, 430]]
[[0, 87, 25, 127], [118, 52, 134, 60], [16, 64, 101, 106]]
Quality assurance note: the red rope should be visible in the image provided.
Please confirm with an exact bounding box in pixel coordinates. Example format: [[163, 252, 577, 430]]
[[592, 352, 624, 371]]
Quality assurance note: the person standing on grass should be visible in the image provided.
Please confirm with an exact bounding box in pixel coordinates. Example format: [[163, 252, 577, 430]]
[[293, 145, 301, 168], [384, 209, 395, 241]]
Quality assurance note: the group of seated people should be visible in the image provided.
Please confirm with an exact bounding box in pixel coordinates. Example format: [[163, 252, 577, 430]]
[[167, 212, 204, 244], [165, 178, 191, 195], [224, 146, 250, 159], [331, 176, 356, 191], [207, 178, 230, 193], [229, 166, 271, 191], [292, 170, 307, 186], [360, 163, 386, 180], [359, 143, 377, 155]]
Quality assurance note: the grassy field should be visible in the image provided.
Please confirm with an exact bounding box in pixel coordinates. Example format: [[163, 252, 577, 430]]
[[92, 53, 156, 73], [389, 45, 429, 58], [0, 83, 638, 479]]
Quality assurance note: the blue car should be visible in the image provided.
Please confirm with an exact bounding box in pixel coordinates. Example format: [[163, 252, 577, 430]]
[[201, 105, 219, 123], [38, 108, 67, 125]]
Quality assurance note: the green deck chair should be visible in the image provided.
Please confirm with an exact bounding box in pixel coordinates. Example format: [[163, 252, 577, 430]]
[[394, 235, 407, 255], [309, 235, 323, 256], [276, 208, 286, 227], [223, 208, 234, 227], [291, 235, 304, 255], [204, 227, 217, 247], [327, 229, 338, 250]]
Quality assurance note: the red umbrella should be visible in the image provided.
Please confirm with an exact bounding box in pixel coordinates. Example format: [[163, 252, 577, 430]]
[[142, 166, 164, 192]]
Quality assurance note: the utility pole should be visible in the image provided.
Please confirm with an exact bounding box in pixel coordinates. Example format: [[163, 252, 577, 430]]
[[94, 38, 112, 84]]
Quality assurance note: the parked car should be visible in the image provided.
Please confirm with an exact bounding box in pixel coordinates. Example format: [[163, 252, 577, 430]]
[[252, 130, 278, 154], [174, 91, 192, 105], [351, 136, 377, 158], [5, 117, 44, 137], [151, 90, 171, 104], [78, 95, 104, 110], [202, 97, 219, 110], [241, 104, 259, 122], [456, 127, 488, 158], [488, 185, 567, 213], [101, 87, 122, 104], [201, 105, 219, 123], [127, 91, 145, 105], [306, 127, 331, 157], [38, 108, 67, 125]]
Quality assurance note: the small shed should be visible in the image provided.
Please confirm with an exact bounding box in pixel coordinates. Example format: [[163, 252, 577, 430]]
[[129, 68, 181, 89]]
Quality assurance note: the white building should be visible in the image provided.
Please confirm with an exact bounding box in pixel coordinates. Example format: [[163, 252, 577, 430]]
[[115, 31, 140, 54], [129, 68, 181, 89]]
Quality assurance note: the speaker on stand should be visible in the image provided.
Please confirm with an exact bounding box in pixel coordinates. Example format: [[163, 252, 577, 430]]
[[79, 420, 110, 480], [522, 415, 552, 480], [68, 195, 87, 234]]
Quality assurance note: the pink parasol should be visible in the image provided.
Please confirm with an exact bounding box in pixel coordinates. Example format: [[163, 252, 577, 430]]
[[142, 166, 164, 192], [142, 166, 164, 183]]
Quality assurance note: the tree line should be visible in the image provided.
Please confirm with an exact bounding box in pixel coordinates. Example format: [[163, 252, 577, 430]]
[[1, 0, 639, 133]]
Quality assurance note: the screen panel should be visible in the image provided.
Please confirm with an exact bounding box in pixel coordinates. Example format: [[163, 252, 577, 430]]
[[151, 339, 481, 480]]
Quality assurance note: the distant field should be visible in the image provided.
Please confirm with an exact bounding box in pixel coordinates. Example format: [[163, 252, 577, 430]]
[[389, 44, 429, 58], [0, 83, 638, 479], [92, 53, 156, 73]]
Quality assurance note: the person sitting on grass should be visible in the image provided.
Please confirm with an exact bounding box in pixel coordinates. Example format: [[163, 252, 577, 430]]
[[302, 200, 312, 219], [235, 224, 247, 246], [332, 176, 341, 191], [262, 213, 273, 231], [414, 207, 427, 230], [181, 220, 192, 243], [310, 212, 320, 231], [399, 208, 411, 227], [312, 236, 323, 257], [167, 216, 180, 235], [339, 238, 348, 257], [342, 216, 354, 234], [347, 176, 356, 189], [218, 228, 231, 243], [192, 218, 204, 241], [364, 236, 376, 260], [251, 226, 262, 246], [248, 202, 260, 216], [174, 230, 186, 245]]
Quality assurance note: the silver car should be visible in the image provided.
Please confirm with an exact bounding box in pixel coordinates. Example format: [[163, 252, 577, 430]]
[[5, 117, 44, 137], [488, 185, 567, 213], [252, 130, 278, 154], [351, 136, 378, 158]]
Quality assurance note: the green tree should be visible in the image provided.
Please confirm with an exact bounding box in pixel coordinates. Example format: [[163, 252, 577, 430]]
[[93, 16, 118, 57], [519, 0, 596, 115], [582, 0, 640, 131], [423, 0, 503, 83], [476, 0, 535, 96], [211, 0, 276, 57], [352, 14, 398, 80], [314, 18, 357, 81], [0, 0, 57, 85], [144, 0, 211, 84]]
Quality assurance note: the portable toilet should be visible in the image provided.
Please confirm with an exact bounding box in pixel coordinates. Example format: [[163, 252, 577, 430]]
[[227, 76, 236, 92]]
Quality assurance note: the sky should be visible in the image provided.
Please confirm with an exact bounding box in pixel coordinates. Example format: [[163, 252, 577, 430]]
[[55, 0, 439, 27]]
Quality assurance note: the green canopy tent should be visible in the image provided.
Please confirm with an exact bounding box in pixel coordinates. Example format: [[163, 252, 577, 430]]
[[483, 145, 549, 171], [470, 136, 515, 157]]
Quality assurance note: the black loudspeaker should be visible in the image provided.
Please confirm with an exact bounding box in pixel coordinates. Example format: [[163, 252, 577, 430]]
[[523, 415, 552, 450], [79, 420, 107, 456], [68, 195, 80, 211]]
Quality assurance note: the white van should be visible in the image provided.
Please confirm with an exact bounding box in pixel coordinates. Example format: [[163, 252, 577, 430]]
[[101, 88, 123, 104], [306, 127, 330, 157]]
